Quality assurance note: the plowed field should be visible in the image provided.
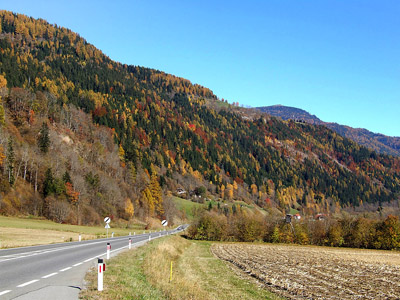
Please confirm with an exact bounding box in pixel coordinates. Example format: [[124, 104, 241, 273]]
[[212, 243, 400, 300]]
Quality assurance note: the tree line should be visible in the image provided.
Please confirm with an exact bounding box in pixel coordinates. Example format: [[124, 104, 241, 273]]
[[187, 210, 400, 250]]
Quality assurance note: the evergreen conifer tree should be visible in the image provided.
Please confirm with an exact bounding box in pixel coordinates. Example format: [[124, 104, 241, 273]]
[[43, 168, 55, 197], [38, 122, 50, 153]]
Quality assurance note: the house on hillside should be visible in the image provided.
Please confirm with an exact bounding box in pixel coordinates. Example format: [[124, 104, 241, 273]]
[[176, 188, 186, 195], [286, 213, 301, 223], [285, 214, 293, 223], [315, 213, 326, 221]]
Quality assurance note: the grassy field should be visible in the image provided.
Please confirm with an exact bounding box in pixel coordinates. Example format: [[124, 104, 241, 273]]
[[80, 235, 281, 300], [172, 196, 268, 221], [0, 215, 148, 248], [171, 196, 205, 220]]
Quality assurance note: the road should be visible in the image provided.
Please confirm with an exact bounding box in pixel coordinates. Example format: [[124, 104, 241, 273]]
[[0, 227, 185, 299]]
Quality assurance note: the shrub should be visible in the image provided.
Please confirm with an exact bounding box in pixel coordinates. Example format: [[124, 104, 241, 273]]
[[187, 211, 227, 241]]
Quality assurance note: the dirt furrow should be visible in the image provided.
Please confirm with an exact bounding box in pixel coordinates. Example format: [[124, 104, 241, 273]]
[[212, 243, 400, 300]]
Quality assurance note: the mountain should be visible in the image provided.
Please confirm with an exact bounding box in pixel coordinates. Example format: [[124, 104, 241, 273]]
[[256, 105, 322, 125], [0, 11, 399, 225], [257, 105, 400, 157]]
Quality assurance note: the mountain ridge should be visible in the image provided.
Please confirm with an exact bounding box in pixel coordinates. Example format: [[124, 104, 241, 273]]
[[0, 10, 399, 225], [256, 105, 400, 156]]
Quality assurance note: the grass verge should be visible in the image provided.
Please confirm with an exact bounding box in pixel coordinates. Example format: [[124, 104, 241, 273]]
[[80, 235, 282, 300], [0, 215, 148, 248]]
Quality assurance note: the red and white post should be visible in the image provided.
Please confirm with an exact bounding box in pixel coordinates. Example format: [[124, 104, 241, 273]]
[[98, 258, 104, 291], [129, 238, 132, 249], [106, 243, 111, 260]]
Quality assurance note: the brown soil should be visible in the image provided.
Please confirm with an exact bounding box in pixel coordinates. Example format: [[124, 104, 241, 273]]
[[212, 243, 400, 300]]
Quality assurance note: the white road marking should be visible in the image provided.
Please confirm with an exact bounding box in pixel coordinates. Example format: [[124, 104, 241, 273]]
[[0, 236, 139, 263], [17, 279, 39, 287], [41, 272, 57, 279], [0, 290, 11, 296], [84, 258, 94, 262], [59, 267, 72, 272], [73, 262, 83, 266]]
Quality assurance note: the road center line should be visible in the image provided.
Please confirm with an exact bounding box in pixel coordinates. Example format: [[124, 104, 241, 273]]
[[0, 290, 11, 296], [0, 236, 142, 263], [73, 262, 83, 266], [42, 272, 58, 279], [17, 279, 39, 287], [59, 267, 72, 272]]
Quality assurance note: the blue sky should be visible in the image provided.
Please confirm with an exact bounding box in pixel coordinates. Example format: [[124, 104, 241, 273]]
[[1, 0, 399, 136]]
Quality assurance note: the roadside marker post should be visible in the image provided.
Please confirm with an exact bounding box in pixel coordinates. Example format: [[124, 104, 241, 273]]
[[134, 232, 136, 235], [129, 232, 131, 236], [169, 261, 173, 282], [111, 232, 114, 238], [129, 238, 132, 249], [106, 243, 111, 260], [79, 234, 81, 242], [148, 235, 151, 242], [98, 258, 104, 291]]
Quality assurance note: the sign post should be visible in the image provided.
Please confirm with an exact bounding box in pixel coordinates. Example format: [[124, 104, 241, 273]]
[[104, 217, 111, 238], [162, 220, 168, 235]]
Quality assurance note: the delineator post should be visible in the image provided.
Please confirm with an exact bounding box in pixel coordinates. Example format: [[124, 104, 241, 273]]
[[106, 243, 111, 260], [98, 258, 104, 291]]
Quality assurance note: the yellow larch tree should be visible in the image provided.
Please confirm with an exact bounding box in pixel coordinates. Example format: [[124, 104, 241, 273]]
[[150, 171, 163, 216], [125, 198, 134, 219]]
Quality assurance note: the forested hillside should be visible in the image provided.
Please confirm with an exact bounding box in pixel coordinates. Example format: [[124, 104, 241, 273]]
[[257, 105, 400, 157], [0, 11, 399, 225]]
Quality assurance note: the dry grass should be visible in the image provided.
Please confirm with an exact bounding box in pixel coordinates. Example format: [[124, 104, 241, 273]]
[[0, 215, 149, 248], [80, 236, 281, 300], [0, 227, 95, 248], [212, 243, 400, 300], [80, 243, 166, 300]]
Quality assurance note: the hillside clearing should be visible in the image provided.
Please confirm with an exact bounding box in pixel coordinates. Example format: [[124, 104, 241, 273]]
[[171, 196, 205, 220], [212, 243, 400, 299]]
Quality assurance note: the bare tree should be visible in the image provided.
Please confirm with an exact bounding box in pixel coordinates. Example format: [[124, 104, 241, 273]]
[[49, 198, 71, 223]]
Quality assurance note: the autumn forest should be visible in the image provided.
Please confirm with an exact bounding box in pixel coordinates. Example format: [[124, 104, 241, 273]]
[[0, 11, 399, 249]]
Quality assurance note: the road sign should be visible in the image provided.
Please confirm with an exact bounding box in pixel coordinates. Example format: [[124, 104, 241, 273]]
[[104, 217, 111, 224], [105, 223, 110, 229], [161, 220, 168, 227]]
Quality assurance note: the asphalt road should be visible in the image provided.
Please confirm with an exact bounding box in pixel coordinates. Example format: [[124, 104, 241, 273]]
[[0, 227, 185, 299]]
